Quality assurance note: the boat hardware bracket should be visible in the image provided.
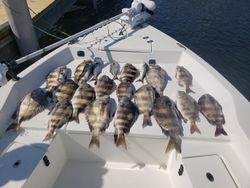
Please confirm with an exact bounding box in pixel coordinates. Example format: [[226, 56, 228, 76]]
[[176, 42, 187, 50], [148, 59, 156, 65], [43, 155, 50, 167], [77, 51, 85, 57], [0, 60, 20, 86], [178, 164, 184, 176]]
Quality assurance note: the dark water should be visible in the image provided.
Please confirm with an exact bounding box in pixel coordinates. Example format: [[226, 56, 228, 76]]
[[40, 0, 250, 100]]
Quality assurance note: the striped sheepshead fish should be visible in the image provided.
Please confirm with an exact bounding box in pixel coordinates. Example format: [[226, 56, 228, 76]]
[[90, 58, 103, 82], [198, 94, 227, 136], [114, 97, 139, 149], [95, 75, 116, 98], [153, 96, 183, 153], [71, 81, 96, 123], [136, 63, 149, 83], [110, 60, 120, 80], [116, 81, 133, 101], [175, 66, 194, 94], [85, 96, 111, 148], [13, 88, 49, 133], [44, 99, 73, 141], [145, 64, 168, 96], [119, 63, 140, 83], [46, 66, 68, 91], [176, 91, 201, 134], [134, 85, 155, 128], [54, 79, 78, 102], [74, 60, 94, 83]]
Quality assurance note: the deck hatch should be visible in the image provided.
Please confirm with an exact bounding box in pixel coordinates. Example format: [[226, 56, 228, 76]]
[[183, 155, 237, 188]]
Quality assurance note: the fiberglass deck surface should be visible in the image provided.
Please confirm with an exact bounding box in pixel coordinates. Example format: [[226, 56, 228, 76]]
[[53, 161, 171, 188]]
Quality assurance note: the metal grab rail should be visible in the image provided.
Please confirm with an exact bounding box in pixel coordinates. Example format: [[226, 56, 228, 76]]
[[15, 12, 126, 65]]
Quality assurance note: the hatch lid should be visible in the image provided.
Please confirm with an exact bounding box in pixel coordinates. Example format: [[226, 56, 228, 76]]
[[183, 155, 237, 188]]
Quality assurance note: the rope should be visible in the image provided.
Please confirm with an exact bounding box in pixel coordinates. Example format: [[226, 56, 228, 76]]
[[28, 7, 70, 37], [32, 25, 64, 40], [77, 19, 128, 50], [106, 19, 128, 41], [2, 1, 65, 41]]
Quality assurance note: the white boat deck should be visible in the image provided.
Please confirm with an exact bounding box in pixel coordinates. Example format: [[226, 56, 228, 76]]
[[53, 161, 171, 188]]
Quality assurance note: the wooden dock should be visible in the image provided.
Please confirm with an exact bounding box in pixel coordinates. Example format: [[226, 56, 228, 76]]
[[0, 0, 55, 25]]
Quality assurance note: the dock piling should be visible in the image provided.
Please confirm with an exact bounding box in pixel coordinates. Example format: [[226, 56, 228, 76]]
[[2, 0, 39, 56]]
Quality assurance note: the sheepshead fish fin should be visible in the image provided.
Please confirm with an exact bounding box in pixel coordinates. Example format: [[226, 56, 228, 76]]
[[215, 127, 228, 136], [16, 126, 25, 135], [174, 104, 184, 121], [131, 109, 139, 126], [135, 79, 143, 83], [6, 122, 18, 131], [183, 118, 188, 123], [185, 86, 195, 94], [158, 90, 164, 97], [177, 80, 183, 87], [142, 114, 152, 128], [89, 135, 100, 148], [166, 136, 182, 154], [45, 90, 53, 101], [85, 114, 93, 132], [43, 131, 54, 141], [71, 109, 80, 124], [195, 116, 201, 122], [114, 128, 118, 144], [12, 109, 18, 119], [112, 82, 117, 93], [89, 77, 97, 82], [116, 133, 127, 149], [15, 115, 24, 133], [190, 120, 201, 134], [112, 75, 119, 80], [48, 103, 57, 115]]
